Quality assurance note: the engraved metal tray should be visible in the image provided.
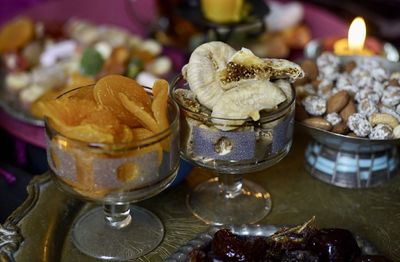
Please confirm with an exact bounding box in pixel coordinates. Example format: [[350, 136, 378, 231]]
[[1, 134, 400, 261], [166, 224, 378, 262], [0, 173, 208, 262]]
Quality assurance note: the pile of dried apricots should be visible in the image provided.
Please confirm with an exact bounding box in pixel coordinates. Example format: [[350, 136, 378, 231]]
[[40, 75, 169, 144]]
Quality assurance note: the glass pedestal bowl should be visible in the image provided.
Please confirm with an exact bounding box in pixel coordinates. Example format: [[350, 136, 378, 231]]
[[299, 123, 400, 188], [45, 85, 180, 260], [171, 76, 295, 225]]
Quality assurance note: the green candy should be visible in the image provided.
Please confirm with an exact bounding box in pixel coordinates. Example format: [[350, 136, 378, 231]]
[[126, 58, 143, 79], [80, 48, 104, 76]]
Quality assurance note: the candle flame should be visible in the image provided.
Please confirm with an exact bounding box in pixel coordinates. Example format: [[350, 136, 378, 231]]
[[348, 17, 366, 52]]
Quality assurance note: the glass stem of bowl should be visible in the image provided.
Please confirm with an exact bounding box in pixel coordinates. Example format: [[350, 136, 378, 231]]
[[218, 173, 243, 199], [103, 203, 132, 229]]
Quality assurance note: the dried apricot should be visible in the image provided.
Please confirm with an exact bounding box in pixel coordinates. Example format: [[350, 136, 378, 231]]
[[116, 162, 139, 182], [151, 79, 169, 131], [74, 152, 95, 190], [151, 80, 170, 150], [66, 73, 95, 90], [55, 123, 114, 143], [129, 127, 163, 163], [119, 93, 159, 133], [30, 89, 63, 118], [81, 108, 119, 131], [0, 16, 34, 52], [94, 75, 152, 127], [114, 125, 133, 143], [131, 127, 156, 140], [42, 97, 97, 125]]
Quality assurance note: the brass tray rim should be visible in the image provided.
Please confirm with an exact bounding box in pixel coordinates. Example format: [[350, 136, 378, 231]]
[[0, 174, 51, 261]]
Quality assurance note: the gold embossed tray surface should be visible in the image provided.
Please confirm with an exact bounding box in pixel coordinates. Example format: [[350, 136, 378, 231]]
[[1, 133, 400, 261]]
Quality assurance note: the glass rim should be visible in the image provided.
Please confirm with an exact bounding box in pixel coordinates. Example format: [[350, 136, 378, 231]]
[[45, 84, 179, 150], [170, 74, 296, 124]]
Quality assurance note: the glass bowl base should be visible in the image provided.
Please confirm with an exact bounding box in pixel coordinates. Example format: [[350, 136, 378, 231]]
[[187, 177, 271, 225], [305, 140, 399, 188], [72, 205, 164, 260]]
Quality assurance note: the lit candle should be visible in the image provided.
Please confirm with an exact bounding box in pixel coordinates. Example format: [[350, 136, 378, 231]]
[[333, 17, 374, 56]]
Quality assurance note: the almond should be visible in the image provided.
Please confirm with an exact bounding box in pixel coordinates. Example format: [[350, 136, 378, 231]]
[[294, 76, 309, 87], [303, 117, 332, 131], [295, 85, 309, 100], [301, 59, 318, 80], [311, 79, 321, 89], [327, 90, 349, 113], [348, 132, 358, 137], [332, 122, 349, 134], [388, 79, 399, 87], [343, 60, 356, 73], [340, 100, 356, 122]]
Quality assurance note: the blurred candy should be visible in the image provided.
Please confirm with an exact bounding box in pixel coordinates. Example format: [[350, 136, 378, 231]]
[[281, 24, 312, 49], [141, 39, 162, 56], [94, 41, 112, 59], [80, 48, 104, 76], [0, 16, 35, 52], [136, 72, 158, 88], [19, 84, 47, 110], [22, 41, 43, 67], [127, 58, 143, 79], [250, 34, 289, 58], [40, 40, 77, 67], [32, 64, 67, 89], [264, 1, 304, 32], [145, 56, 172, 76], [98, 26, 130, 47], [3, 52, 29, 72], [5, 72, 31, 93]]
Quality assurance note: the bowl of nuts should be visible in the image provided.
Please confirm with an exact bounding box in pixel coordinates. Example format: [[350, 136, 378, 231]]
[[295, 52, 400, 188]]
